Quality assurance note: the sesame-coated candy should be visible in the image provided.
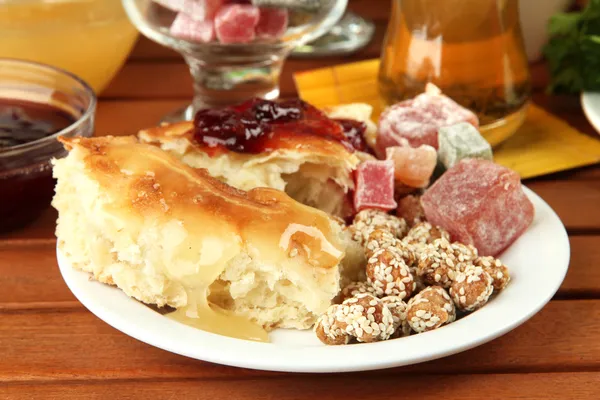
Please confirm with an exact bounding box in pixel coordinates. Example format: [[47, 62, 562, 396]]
[[365, 229, 400, 257], [338, 294, 395, 343], [365, 230, 418, 269], [450, 265, 494, 312], [451, 241, 479, 261], [406, 286, 455, 333], [416, 238, 478, 288], [353, 210, 407, 234], [381, 296, 411, 338], [366, 248, 415, 300], [350, 209, 408, 246], [393, 240, 419, 269], [314, 304, 352, 345], [475, 256, 511, 291], [337, 281, 376, 303], [403, 222, 450, 247]]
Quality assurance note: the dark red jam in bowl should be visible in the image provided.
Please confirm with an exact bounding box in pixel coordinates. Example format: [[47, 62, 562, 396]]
[[193, 98, 369, 155], [0, 100, 76, 233]]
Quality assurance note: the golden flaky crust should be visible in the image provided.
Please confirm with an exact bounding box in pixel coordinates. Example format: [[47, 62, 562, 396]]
[[53, 136, 365, 330]]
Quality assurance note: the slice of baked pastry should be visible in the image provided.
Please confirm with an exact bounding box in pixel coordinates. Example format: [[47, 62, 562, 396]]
[[52, 136, 363, 339], [137, 100, 376, 218]]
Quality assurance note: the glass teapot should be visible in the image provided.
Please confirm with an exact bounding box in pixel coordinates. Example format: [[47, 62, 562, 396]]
[[378, 0, 531, 146]]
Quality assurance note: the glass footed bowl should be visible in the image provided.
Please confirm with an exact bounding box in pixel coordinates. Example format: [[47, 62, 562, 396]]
[[122, 0, 348, 122], [0, 59, 96, 233]]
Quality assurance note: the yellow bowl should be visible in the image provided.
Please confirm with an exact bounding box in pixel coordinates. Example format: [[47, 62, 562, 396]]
[[0, 0, 138, 94]]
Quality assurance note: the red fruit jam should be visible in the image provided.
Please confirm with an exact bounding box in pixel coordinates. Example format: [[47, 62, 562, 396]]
[[193, 98, 369, 155], [0, 99, 75, 232], [335, 119, 368, 153]]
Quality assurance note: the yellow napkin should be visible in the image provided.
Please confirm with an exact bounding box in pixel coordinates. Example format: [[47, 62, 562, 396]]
[[294, 59, 600, 179]]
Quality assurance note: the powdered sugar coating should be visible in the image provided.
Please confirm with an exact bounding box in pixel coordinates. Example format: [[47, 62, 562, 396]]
[[377, 84, 479, 153], [438, 122, 492, 169], [421, 159, 535, 256], [170, 12, 215, 43], [354, 160, 398, 212], [157, 0, 224, 20], [386, 145, 438, 188], [215, 4, 260, 44]]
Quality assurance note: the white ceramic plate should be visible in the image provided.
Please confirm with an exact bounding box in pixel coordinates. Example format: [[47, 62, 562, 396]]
[[58, 187, 570, 373], [581, 92, 600, 134]]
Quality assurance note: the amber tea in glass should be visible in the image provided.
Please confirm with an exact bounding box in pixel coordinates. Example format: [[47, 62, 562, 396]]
[[378, 0, 531, 146]]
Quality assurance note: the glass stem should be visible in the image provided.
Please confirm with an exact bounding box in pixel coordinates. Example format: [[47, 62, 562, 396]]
[[184, 54, 285, 113]]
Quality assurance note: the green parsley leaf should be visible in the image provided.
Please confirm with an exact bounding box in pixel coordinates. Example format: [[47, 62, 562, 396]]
[[544, 0, 600, 94]]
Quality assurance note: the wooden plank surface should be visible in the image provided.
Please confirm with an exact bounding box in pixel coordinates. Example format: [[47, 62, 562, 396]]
[[0, 243, 76, 306], [562, 236, 600, 297], [1, 300, 600, 383], [3, 373, 600, 400], [526, 180, 600, 231]]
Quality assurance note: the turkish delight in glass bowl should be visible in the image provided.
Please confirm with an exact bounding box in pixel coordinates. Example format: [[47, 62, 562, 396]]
[[121, 0, 348, 121]]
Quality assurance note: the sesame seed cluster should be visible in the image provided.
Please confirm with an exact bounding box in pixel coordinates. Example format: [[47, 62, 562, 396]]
[[315, 293, 395, 344], [349, 209, 409, 247], [314, 209, 512, 345], [416, 238, 478, 288]]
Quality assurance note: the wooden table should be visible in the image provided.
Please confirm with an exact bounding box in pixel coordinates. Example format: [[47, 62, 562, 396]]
[[2, 1, 600, 398]]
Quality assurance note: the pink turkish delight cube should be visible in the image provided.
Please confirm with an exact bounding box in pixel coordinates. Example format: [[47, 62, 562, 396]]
[[377, 84, 479, 154], [215, 4, 260, 44], [192, 0, 225, 20], [385, 145, 437, 188], [354, 160, 397, 212], [156, 0, 224, 21], [255, 8, 289, 39], [170, 12, 215, 43], [421, 159, 534, 256]]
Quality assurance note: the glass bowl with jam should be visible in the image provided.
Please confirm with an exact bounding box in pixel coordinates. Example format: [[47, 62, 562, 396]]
[[0, 59, 96, 233]]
